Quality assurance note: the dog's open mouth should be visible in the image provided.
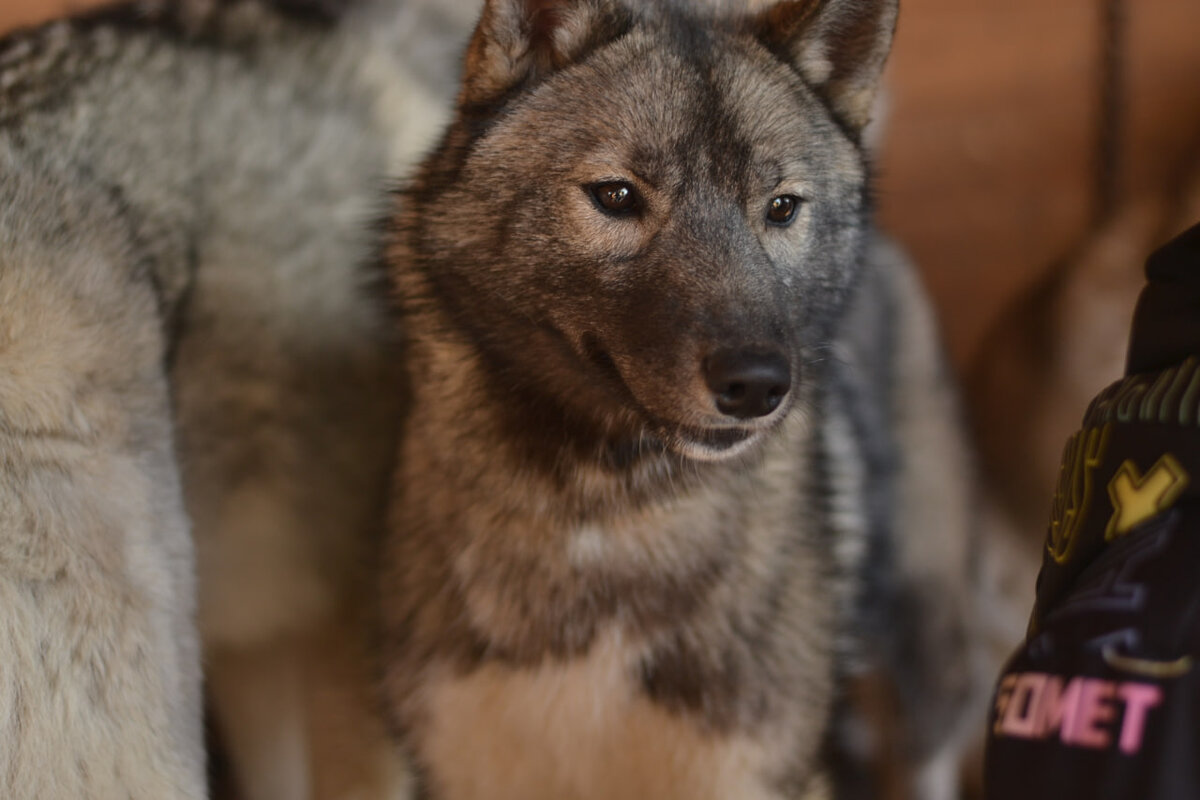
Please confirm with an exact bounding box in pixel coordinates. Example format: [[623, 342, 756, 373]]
[[675, 423, 753, 450], [601, 424, 758, 470], [665, 423, 761, 462]]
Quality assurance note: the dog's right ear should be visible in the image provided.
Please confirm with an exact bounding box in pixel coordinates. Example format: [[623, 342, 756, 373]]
[[460, 0, 630, 106], [753, 0, 898, 134]]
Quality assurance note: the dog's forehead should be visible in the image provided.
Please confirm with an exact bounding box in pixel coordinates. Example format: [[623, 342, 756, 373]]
[[516, 23, 841, 186]]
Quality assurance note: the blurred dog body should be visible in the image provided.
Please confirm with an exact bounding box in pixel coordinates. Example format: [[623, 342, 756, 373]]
[[0, 1, 476, 797]]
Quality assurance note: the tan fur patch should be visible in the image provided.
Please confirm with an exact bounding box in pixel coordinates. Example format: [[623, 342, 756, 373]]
[[419, 631, 785, 800]]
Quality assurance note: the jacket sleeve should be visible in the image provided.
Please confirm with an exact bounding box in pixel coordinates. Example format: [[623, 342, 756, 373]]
[[984, 221, 1200, 800]]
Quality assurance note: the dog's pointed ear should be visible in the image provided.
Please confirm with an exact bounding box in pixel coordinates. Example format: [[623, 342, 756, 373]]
[[460, 0, 630, 106], [754, 0, 898, 133]]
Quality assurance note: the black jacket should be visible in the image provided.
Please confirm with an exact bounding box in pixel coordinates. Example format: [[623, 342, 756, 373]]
[[986, 222, 1200, 798]]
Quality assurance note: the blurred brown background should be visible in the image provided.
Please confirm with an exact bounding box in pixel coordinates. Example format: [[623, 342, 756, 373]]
[[4, 0, 1200, 371], [877, 0, 1200, 368]]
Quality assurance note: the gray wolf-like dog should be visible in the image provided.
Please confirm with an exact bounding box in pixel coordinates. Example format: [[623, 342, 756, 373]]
[[380, 1, 977, 798], [0, 1, 477, 797]]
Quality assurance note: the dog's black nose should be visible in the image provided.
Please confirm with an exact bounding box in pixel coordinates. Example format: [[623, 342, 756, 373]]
[[704, 349, 792, 419]]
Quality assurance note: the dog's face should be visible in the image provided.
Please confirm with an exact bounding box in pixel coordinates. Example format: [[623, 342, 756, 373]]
[[404, 0, 896, 461]]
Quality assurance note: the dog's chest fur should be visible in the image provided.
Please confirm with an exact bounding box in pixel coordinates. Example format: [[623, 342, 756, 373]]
[[383, 386, 842, 797], [418, 630, 802, 800]]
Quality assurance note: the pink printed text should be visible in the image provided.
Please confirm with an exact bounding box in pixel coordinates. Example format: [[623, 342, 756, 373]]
[[993, 672, 1162, 754]]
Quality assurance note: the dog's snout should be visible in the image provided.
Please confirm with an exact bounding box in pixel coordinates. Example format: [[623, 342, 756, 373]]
[[703, 349, 791, 420]]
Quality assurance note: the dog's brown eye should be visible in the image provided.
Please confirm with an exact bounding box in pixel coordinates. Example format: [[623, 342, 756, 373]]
[[588, 182, 641, 216], [766, 195, 801, 226]]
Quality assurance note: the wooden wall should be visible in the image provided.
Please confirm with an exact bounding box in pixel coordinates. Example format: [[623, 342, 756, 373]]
[[0, 0, 79, 31], [880, 0, 1200, 366]]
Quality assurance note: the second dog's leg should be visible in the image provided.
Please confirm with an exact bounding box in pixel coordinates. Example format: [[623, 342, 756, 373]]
[[0, 229, 204, 798], [207, 626, 409, 800], [171, 246, 403, 799], [208, 641, 310, 800]]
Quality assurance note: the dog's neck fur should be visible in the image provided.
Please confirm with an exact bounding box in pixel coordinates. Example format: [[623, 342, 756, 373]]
[[387, 264, 814, 664]]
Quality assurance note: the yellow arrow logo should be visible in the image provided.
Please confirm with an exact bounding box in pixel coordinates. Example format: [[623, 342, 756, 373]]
[[1106, 454, 1189, 540]]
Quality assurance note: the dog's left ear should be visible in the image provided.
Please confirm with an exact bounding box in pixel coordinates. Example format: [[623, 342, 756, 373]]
[[754, 0, 898, 133], [460, 0, 630, 106]]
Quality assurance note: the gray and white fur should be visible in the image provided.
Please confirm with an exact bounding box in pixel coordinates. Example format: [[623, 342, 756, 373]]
[[0, 1, 476, 797]]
